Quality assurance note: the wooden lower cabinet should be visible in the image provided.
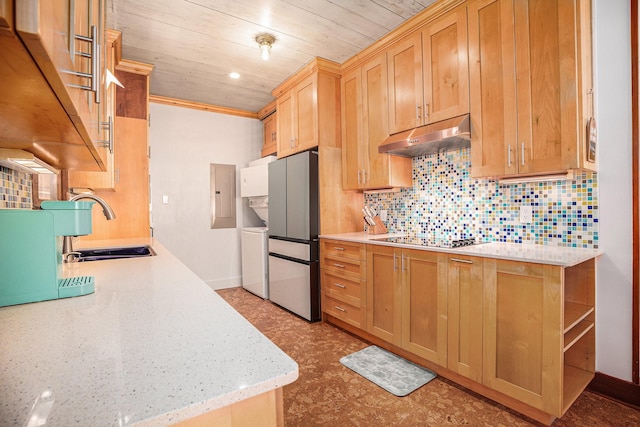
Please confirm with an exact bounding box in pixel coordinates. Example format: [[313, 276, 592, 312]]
[[401, 249, 448, 366], [320, 239, 366, 329], [366, 245, 401, 344], [483, 258, 595, 418], [365, 245, 447, 365], [325, 242, 596, 425], [447, 254, 483, 383]]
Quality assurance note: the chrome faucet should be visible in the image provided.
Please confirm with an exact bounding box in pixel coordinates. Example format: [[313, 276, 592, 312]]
[[63, 193, 116, 261]]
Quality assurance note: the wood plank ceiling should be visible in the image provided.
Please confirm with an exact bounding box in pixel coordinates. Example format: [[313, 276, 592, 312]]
[[106, 0, 437, 113]]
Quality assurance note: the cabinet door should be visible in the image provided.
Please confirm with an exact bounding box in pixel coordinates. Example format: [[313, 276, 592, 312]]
[[362, 55, 385, 189], [514, 0, 580, 175], [362, 54, 412, 189], [16, 0, 107, 169], [261, 112, 277, 157], [387, 32, 424, 134], [483, 259, 563, 415], [447, 255, 483, 382], [294, 74, 316, 152], [68, 28, 117, 190], [422, 5, 469, 123], [366, 245, 402, 346], [401, 249, 448, 365], [340, 67, 363, 190], [276, 89, 294, 158], [468, 0, 517, 178]]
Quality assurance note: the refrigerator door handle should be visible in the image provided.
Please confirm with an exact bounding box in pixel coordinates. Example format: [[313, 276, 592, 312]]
[[268, 252, 311, 265]]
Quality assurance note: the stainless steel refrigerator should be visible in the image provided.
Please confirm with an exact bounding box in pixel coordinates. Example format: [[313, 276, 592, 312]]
[[267, 150, 320, 321]]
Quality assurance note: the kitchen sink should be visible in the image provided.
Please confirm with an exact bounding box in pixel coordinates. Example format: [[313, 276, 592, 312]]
[[75, 245, 156, 262]]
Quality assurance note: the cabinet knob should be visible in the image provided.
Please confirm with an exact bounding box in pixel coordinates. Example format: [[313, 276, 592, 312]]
[[335, 306, 346, 312], [334, 283, 346, 289], [333, 263, 345, 268]]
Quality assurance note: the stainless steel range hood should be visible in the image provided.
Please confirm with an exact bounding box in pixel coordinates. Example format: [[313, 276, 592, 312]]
[[378, 114, 471, 158]]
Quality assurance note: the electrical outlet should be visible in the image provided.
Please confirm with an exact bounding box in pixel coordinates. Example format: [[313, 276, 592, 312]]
[[519, 206, 533, 223], [380, 210, 388, 221]]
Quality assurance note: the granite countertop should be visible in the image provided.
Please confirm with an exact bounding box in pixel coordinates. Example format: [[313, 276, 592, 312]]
[[320, 232, 603, 267], [0, 238, 298, 426]]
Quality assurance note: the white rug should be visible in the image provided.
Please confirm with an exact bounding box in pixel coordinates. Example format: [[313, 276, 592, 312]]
[[340, 346, 437, 397]]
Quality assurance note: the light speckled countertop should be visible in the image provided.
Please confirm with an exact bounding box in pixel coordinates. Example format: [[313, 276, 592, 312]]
[[320, 232, 603, 267], [0, 238, 298, 426]]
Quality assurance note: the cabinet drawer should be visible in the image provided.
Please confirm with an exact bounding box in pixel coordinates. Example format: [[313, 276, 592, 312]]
[[321, 270, 363, 307], [322, 293, 364, 329], [320, 239, 364, 261], [320, 254, 363, 277]]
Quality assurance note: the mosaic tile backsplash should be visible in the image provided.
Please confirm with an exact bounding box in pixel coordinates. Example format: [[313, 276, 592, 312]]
[[365, 148, 598, 249], [0, 166, 32, 209]]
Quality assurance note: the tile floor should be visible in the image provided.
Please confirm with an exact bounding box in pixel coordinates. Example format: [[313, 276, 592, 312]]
[[217, 287, 640, 427]]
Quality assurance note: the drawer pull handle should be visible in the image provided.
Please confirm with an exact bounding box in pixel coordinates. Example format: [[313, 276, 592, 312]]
[[334, 283, 346, 289], [334, 247, 345, 251], [334, 263, 345, 268], [451, 258, 473, 264], [335, 306, 346, 312]]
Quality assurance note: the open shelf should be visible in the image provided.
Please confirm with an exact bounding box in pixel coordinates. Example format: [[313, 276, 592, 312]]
[[562, 364, 594, 415], [564, 320, 594, 351], [564, 302, 594, 333]]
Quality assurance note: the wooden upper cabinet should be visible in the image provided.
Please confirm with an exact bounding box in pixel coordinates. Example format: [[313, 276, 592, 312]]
[[341, 67, 364, 190], [257, 101, 277, 158], [294, 74, 316, 152], [387, 5, 469, 135], [0, 1, 97, 171], [273, 58, 340, 159], [387, 32, 423, 134], [276, 89, 295, 157], [261, 112, 277, 157], [421, 5, 469, 124], [275, 73, 317, 157], [341, 54, 412, 191], [363, 55, 412, 190], [15, 0, 108, 170], [469, 0, 596, 178], [68, 29, 120, 190]]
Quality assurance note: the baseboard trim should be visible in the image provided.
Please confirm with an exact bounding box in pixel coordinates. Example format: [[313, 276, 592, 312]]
[[587, 372, 640, 409]]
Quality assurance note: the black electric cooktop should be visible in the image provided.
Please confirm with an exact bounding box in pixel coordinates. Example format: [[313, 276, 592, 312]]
[[371, 236, 480, 248]]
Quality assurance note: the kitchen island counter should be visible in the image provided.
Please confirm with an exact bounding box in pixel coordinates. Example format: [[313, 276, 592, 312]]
[[320, 232, 602, 267], [0, 238, 298, 426]]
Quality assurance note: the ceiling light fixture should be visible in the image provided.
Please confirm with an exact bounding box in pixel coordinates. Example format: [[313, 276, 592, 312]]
[[229, 72, 240, 79], [255, 33, 276, 61]]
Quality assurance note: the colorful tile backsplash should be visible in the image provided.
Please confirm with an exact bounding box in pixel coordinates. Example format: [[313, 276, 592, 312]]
[[0, 166, 32, 209], [365, 148, 598, 249]]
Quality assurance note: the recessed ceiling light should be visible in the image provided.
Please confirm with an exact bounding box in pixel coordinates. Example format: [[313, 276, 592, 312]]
[[229, 72, 240, 79]]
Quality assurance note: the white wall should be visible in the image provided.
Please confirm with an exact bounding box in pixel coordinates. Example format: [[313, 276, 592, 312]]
[[594, 0, 633, 381], [149, 103, 264, 290]]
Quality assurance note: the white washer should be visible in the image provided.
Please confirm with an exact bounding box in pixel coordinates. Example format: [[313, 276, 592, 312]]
[[241, 226, 269, 299]]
